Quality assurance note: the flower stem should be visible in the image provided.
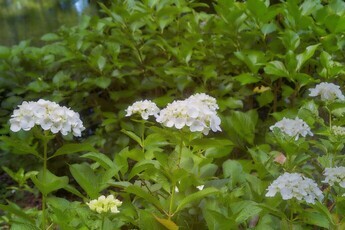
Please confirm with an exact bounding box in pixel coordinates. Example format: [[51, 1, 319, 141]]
[[42, 132, 48, 230], [168, 183, 176, 220]]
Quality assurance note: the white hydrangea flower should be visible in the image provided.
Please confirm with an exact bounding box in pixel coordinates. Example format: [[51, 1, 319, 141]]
[[86, 195, 122, 214], [323, 167, 345, 188], [9, 99, 85, 137], [269, 117, 313, 140], [332, 126, 345, 136], [125, 100, 160, 120], [266, 172, 324, 204], [156, 93, 221, 135], [309, 82, 345, 102]]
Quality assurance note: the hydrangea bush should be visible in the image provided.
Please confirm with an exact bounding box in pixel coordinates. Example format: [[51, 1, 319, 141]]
[[1, 0, 345, 229]]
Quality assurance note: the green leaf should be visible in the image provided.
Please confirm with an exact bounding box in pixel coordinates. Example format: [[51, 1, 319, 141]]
[[95, 77, 111, 89], [81, 152, 114, 169], [233, 73, 260, 85], [234, 51, 266, 73], [128, 160, 159, 180], [153, 215, 179, 230], [139, 210, 165, 230], [223, 110, 258, 145], [222, 160, 244, 187], [175, 187, 218, 213], [311, 201, 336, 228], [69, 163, 99, 198], [121, 129, 143, 146], [0, 136, 40, 158], [97, 56, 106, 71], [41, 33, 60, 41], [30, 170, 68, 196], [0, 45, 10, 58], [295, 44, 320, 71], [203, 208, 237, 230], [0, 201, 35, 224], [126, 185, 163, 212], [281, 30, 300, 51], [325, 14, 345, 33], [231, 201, 262, 223], [302, 210, 329, 228], [256, 90, 274, 107], [264, 61, 289, 77], [49, 143, 97, 159]]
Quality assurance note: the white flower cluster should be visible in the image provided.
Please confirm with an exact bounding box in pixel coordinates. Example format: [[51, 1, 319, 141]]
[[266, 172, 324, 204], [86, 195, 122, 214], [269, 117, 313, 140], [125, 100, 160, 120], [332, 126, 345, 136], [309, 82, 345, 102], [156, 93, 221, 135], [323, 167, 345, 188], [10, 99, 85, 137]]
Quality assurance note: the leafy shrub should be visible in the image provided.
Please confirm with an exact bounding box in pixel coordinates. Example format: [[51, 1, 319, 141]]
[[1, 0, 345, 229]]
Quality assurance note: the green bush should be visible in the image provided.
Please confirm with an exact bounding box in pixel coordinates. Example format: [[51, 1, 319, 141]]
[[1, 0, 345, 229]]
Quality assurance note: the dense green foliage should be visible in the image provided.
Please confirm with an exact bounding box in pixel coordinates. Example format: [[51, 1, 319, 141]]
[[1, 0, 345, 229]]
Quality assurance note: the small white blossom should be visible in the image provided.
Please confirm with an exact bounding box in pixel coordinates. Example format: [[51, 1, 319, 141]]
[[125, 100, 160, 120], [156, 93, 221, 135], [269, 117, 313, 140], [266, 172, 324, 204], [196, 185, 204, 190], [10, 99, 85, 137], [323, 167, 345, 188], [309, 82, 345, 102], [332, 126, 345, 136], [86, 195, 122, 214]]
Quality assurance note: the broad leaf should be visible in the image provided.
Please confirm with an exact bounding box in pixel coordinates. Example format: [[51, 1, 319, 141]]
[[175, 187, 218, 213]]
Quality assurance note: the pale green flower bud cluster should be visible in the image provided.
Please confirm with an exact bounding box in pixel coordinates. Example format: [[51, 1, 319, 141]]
[[332, 126, 345, 136], [269, 117, 313, 140], [309, 82, 345, 102], [10, 99, 85, 137], [86, 195, 122, 214], [125, 100, 160, 120], [266, 172, 324, 204]]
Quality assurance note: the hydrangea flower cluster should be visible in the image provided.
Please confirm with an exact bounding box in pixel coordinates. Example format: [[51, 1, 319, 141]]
[[309, 82, 345, 102], [156, 93, 221, 135], [332, 126, 345, 136], [269, 117, 313, 140], [10, 99, 85, 137], [322, 167, 345, 189], [125, 100, 160, 120], [266, 172, 324, 204], [86, 195, 122, 214]]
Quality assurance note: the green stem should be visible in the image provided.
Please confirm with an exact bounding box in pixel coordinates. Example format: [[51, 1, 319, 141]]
[[168, 183, 176, 220], [141, 121, 145, 153], [101, 214, 105, 229], [178, 133, 184, 166], [42, 132, 48, 230]]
